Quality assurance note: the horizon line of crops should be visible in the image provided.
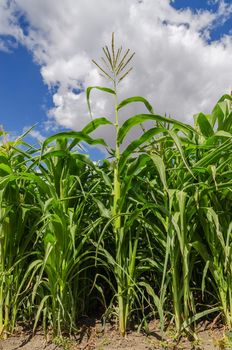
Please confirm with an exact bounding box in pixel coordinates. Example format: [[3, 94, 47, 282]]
[[0, 34, 232, 340]]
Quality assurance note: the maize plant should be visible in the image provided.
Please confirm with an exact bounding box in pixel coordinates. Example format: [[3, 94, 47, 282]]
[[0, 36, 231, 340]]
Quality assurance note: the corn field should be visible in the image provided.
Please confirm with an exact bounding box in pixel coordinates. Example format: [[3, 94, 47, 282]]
[[0, 35, 232, 340]]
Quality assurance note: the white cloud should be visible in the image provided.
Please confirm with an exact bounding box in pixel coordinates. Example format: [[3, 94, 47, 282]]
[[1, 0, 232, 145], [0, 38, 9, 52], [23, 127, 45, 142], [0, 0, 23, 42]]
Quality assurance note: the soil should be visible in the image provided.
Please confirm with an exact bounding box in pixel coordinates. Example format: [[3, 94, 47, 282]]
[[0, 320, 229, 350]]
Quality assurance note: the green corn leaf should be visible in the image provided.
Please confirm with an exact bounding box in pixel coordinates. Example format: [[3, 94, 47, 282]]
[[0, 163, 12, 174], [68, 117, 112, 150], [149, 154, 168, 191], [33, 295, 50, 334], [167, 129, 195, 178], [195, 113, 214, 137], [117, 96, 154, 114], [82, 117, 112, 134], [86, 85, 115, 117], [222, 111, 232, 132], [117, 113, 195, 144], [180, 306, 221, 331], [212, 101, 228, 130], [119, 127, 165, 173], [217, 93, 232, 103], [138, 281, 164, 332], [41, 131, 107, 154], [93, 198, 111, 218]]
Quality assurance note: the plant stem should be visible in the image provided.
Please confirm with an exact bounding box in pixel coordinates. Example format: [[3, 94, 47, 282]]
[[112, 80, 126, 336]]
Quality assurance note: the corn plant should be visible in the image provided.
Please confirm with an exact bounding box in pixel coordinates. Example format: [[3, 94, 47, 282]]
[[88, 34, 200, 335], [0, 130, 41, 337], [192, 94, 232, 328], [27, 130, 109, 336], [0, 36, 232, 341]]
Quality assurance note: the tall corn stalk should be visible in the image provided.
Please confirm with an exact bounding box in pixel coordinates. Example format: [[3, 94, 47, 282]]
[[91, 33, 135, 336], [89, 34, 198, 335]]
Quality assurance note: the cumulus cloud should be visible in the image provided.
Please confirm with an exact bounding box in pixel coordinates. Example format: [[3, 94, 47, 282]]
[[28, 129, 45, 143], [1, 0, 232, 144], [0, 1, 23, 43], [0, 38, 9, 52]]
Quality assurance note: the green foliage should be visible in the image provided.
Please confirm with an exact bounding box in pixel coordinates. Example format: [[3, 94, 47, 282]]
[[0, 35, 232, 340]]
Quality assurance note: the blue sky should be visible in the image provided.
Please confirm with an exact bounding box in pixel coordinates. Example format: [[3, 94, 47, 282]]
[[0, 0, 232, 155], [0, 44, 52, 135], [0, 43, 104, 159], [172, 0, 232, 40]]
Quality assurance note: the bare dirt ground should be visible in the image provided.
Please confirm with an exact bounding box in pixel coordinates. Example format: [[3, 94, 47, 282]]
[[0, 320, 229, 350]]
